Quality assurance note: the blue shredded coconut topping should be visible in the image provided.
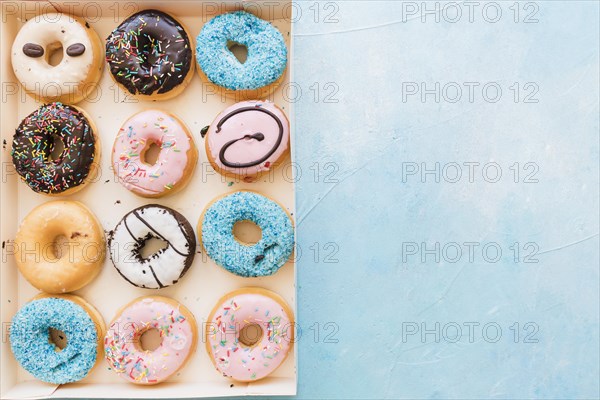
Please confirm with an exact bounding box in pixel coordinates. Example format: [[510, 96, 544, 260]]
[[202, 191, 294, 277], [196, 11, 287, 90], [10, 297, 98, 384]]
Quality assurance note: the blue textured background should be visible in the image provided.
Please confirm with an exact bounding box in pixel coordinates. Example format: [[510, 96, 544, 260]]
[[293, 1, 599, 399]]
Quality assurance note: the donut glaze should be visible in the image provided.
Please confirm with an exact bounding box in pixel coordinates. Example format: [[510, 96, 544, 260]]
[[108, 205, 196, 289], [196, 11, 287, 91], [14, 201, 105, 294], [106, 10, 193, 97], [206, 288, 294, 381], [112, 110, 197, 197], [204, 101, 290, 180], [11, 13, 103, 103], [10, 296, 103, 384], [200, 191, 294, 277], [104, 296, 197, 385], [12, 102, 97, 195]]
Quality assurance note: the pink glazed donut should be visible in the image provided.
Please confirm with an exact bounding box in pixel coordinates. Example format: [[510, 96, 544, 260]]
[[205, 288, 294, 382], [104, 296, 197, 385], [112, 110, 197, 197], [202, 100, 290, 182]]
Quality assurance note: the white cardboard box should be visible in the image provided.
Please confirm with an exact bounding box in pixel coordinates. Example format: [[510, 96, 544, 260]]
[[0, 1, 296, 398]]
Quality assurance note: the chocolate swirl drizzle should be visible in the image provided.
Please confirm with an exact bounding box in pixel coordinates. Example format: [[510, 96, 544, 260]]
[[105, 10, 192, 95], [11, 103, 96, 194], [108, 205, 196, 289], [217, 105, 284, 168]]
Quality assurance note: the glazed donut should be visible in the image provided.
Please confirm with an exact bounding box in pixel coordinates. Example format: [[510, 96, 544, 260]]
[[10, 294, 105, 384], [104, 296, 197, 385], [206, 288, 294, 382], [106, 10, 194, 100], [11, 13, 103, 104], [14, 201, 105, 294], [196, 11, 287, 99], [199, 191, 294, 277], [11, 102, 100, 195], [112, 110, 197, 197], [203, 100, 290, 182], [108, 205, 196, 289]]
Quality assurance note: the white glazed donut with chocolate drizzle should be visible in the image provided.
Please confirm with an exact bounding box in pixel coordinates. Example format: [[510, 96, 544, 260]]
[[108, 205, 196, 289], [202, 100, 290, 182], [11, 13, 104, 103]]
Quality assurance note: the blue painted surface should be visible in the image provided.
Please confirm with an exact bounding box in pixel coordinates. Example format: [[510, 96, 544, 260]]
[[293, 1, 599, 399]]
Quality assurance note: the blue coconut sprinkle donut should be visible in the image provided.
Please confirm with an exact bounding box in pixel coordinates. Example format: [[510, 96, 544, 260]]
[[196, 11, 287, 91], [200, 191, 294, 277], [10, 297, 100, 384]]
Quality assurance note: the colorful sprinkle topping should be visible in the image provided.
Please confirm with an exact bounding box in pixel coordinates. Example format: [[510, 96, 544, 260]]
[[106, 10, 192, 95], [11, 102, 95, 194]]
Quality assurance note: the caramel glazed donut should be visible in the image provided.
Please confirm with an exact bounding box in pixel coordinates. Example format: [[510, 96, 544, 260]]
[[14, 201, 105, 294], [11, 13, 103, 103]]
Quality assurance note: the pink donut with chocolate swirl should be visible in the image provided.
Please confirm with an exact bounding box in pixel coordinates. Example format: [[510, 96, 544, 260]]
[[202, 100, 290, 182]]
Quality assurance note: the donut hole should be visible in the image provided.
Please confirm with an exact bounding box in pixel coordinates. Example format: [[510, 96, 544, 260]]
[[137, 35, 161, 68], [141, 141, 161, 166], [50, 234, 69, 260], [48, 134, 65, 162], [227, 40, 248, 64], [232, 220, 262, 245], [48, 327, 67, 351], [47, 42, 64, 67], [139, 237, 168, 259], [138, 328, 162, 352], [238, 323, 263, 348]]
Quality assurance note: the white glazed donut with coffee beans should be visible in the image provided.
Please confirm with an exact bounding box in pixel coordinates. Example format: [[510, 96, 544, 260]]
[[11, 13, 103, 103]]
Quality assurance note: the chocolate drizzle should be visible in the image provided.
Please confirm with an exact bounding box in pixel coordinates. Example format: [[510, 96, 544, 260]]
[[108, 204, 196, 289], [11, 103, 95, 194], [105, 10, 193, 95], [200, 125, 209, 138], [217, 105, 284, 168]]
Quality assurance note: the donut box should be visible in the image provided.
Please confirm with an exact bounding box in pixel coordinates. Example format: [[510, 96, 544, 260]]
[[0, 1, 296, 398]]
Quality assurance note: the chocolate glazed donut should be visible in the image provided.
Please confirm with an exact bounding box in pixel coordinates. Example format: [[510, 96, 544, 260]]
[[106, 10, 193, 96], [11, 102, 96, 194]]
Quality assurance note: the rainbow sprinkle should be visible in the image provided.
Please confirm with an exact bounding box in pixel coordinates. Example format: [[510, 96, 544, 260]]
[[11, 102, 95, 194]]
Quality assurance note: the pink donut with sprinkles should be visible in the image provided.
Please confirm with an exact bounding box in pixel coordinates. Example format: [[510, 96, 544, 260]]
[[112, 110, 198, 198], [104, 296, 197, 385], [205, 288, 294, 382]]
